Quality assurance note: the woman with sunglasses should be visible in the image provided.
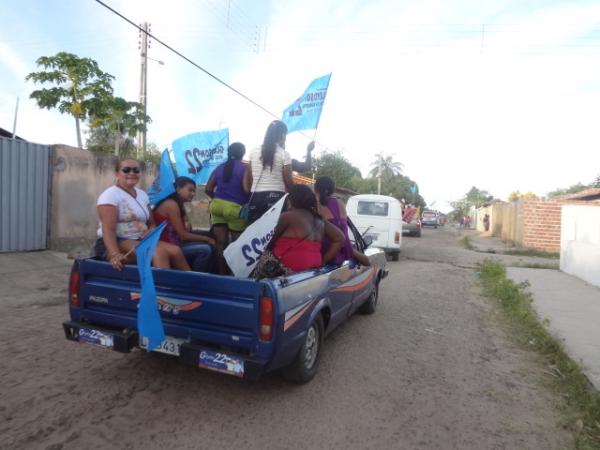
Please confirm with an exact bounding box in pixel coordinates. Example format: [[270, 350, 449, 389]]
[[96, 159, 190, 271]]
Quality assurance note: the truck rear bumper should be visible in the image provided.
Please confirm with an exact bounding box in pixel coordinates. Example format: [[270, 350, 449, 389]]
[[62, 321, 267, 380]]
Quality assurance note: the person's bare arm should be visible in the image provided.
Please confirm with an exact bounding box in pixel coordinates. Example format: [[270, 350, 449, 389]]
[[321, 220, 345, 264], [163, 201, 215, 246], [98, 204, 126, 270], [205, 173, 216, 198], [243, 164, 253, 193], [282, 164, 294, 191], [353, 248, 371, 266]]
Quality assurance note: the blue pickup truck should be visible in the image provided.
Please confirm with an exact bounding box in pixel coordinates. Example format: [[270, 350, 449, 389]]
[[63, 227, 387, 383]]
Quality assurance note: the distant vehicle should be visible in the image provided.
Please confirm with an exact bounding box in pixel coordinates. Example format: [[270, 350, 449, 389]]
[[437, 213, 447, 227], [402, 206, 421, 237], [421, 210, 439, 228], [402, 218, 422, 237], [346, 194, 402, 261]]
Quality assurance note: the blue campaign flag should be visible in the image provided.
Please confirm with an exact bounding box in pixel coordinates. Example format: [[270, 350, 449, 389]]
[[147, 149, 176, 206], [172, 129, 229, 185], [282, 73, 331, 133], [410, 184, 417, 194], [136, 222, 168, 351]]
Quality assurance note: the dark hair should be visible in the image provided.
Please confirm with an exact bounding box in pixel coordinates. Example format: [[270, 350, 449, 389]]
[[314, 176, 335, 206], [223, 142, 245, 183], [289, 184, 320, 218], [154, 176, 196, 220], [261, 120, 287, 171]]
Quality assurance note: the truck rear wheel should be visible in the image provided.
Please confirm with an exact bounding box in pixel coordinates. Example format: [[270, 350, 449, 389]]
[[391, 252, 399, 261], [282, 315, 324, 384]]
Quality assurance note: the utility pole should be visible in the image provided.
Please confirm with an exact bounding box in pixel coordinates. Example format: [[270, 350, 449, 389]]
[[377, 156, 382, 195], [12, 97, 19, 139], [138, 21, 149, 156]]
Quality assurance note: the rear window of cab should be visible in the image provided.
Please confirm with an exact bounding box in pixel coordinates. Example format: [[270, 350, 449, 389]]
[[357, 201, 389, 216]]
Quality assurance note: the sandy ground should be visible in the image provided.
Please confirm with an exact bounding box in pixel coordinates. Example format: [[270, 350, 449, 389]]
[[0, 227, 573, 450]]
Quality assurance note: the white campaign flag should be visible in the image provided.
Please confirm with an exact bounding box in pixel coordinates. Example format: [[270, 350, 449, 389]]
[[224, 195, 288, 277]]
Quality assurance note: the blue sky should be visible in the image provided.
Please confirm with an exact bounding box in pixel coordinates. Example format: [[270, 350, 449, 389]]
[[2, 0, 600, 211]]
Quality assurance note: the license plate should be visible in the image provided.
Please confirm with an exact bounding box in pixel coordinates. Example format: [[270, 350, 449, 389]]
[[79, 328, 114, 348], [198, 350, 245, 377], [140, 336, 188, 356], [365, 233, 378, 241]]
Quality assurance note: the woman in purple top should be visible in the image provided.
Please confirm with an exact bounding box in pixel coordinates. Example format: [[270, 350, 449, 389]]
[[314, 176, 370, 267], [205, 142, 250, 274]]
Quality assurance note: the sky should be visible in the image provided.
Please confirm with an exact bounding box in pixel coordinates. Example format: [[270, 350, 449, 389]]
[[1, 0, 600, 212]]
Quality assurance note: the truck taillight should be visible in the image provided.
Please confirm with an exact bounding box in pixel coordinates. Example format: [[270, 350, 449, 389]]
[[259, 297, 274, 341], [395, 231, 400, 244], [69, 271, 80, 307]]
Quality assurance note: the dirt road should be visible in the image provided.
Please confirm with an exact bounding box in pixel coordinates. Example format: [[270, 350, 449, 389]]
[[0, 228, 573, 449]]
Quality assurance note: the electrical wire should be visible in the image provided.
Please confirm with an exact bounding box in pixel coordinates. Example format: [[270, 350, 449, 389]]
[[93, 0, 279, 119]]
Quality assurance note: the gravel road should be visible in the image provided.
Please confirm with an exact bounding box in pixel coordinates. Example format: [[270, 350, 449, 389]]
[[0, 227, 573, 450]]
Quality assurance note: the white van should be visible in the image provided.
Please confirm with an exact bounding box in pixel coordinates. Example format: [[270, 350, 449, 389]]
[[346, 194, 403, 261]]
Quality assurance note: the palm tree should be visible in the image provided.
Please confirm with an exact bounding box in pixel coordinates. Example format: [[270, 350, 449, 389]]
[[369, 153, 403, 178]]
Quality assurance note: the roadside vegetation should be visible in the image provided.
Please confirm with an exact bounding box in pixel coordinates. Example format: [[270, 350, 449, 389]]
[[503, 248, 560, 259], [480, 260, 600, 449], [460, 235, 476, 250]]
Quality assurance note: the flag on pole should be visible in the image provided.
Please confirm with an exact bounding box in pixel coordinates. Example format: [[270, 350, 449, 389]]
[[136, 222, 168, 351], [172, 129, 229, 185], [282, 73, 331, 133], [147, 149, 176, 206]]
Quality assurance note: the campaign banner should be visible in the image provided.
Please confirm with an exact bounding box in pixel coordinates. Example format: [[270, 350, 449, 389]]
[[224, 194, 288, 278], [282, 73, 331, 133], [172, 129, 229, 185], [147, 149, 176, 206]]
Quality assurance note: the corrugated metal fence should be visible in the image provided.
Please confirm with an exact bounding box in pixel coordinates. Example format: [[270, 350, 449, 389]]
[[0, 137, 52, 252]]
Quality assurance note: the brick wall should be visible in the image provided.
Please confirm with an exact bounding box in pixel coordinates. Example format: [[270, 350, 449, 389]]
[[521, 199, 563, 251]]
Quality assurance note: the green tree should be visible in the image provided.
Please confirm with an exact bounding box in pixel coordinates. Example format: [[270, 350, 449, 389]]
[[465, 186, 493, 208], [547, 182, 590, 198], [88, 96, 150, 156], [312, 150, 362, 189], [449, 186, 494, 222], [593, 174, 600, 188], [26, 52, 115, 148], [368, 153, 403, 178]]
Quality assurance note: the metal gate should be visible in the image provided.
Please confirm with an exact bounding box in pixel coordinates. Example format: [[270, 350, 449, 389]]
[[0, 137, 52, 252]]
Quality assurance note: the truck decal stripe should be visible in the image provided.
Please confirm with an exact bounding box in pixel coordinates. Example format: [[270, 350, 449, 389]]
[[332, 268, 375, 293], [284, 299, 316, 332]]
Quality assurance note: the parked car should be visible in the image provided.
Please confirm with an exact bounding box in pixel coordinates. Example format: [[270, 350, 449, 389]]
[[402, 217, 422, 237], [421, 210, 439, 228], [346, 194, 402, 261]]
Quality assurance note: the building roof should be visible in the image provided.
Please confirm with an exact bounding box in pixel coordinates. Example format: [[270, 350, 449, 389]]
[[562, 188, 600, 202], [0, 127, 25, 141]]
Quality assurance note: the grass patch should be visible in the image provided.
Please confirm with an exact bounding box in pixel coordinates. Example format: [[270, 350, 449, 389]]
[[503, 248, 560, 259], [460, 235, 476, 250], [480, 260, 600, 449], [512, 262, 560, 270]]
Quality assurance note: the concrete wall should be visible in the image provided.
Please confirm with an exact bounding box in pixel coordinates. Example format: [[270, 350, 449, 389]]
[[561, 204, 600, 288], [49, 145, 156, 255]]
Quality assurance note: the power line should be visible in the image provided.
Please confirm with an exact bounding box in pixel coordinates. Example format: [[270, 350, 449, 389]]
[[93, 0, 279, 119]]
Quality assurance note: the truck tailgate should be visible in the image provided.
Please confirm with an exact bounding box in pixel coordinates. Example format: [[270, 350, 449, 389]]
[[74, 259, 268, 351]]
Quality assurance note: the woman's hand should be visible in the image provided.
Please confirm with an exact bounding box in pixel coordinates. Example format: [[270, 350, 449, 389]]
[[108, 251, 126, 271]]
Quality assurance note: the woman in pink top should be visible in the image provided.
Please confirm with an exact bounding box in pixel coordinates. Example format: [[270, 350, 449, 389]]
[[270, 185, 344, 272]]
